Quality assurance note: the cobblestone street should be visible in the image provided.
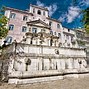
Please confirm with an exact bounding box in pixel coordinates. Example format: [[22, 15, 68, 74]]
[[0, 76, 89, 89]]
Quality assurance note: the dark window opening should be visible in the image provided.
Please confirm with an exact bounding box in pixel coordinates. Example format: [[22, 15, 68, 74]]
[[49, 21, 52, 26], [68, 29, 70, 32], [58, 33, 61, 37], [25, 59, 31, 71], [5, 36, 12, 43], [54, 32, 56, 35], [9, 24, 14, 30], [33, 8, 35, 13], [22, 26, 27, 32], [10, 13, 16, 19], [56, 62, 58, 70], [43, 11, 45, 16], [50, 31, 53, 35], [50, 38, 53, 46], [41, 29, 45, 32], [57, 24, 60, 28], [23, 16, 28, 21], [32, 28, 37, 33], [38, 10, 41, 15]]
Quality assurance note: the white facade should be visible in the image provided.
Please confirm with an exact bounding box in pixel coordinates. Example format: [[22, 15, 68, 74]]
[[0, 4, 88, 84], [4, 19, 87, 84]]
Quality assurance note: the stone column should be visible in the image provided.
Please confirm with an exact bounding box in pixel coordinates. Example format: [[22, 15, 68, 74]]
[[26, 36, 32, 44], [48, 38, 51, 46], [68, 58, 73, 69], [37, 38, 41, 45]]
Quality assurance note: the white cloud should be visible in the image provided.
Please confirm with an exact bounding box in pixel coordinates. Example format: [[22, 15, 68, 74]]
[[79, 0, 89, 7], [46, 4, 57, 16], [59, 6, 81, 23], [36, 0, 58, 17], [36, 0, 44, 7], [58, 14, 66, 22], [66, 6, 81, 23]]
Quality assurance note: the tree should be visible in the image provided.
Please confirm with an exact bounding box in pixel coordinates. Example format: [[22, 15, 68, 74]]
[[0, 6, 8, 39], [72, 0, 89, 34], [82, 7, 89, 34]]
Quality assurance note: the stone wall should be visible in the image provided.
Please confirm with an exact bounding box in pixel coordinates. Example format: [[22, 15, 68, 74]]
[[5, 43, 88, 84]]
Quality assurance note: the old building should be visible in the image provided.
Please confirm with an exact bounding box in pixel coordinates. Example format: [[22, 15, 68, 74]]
[[4, 4, 77, 48], [1, 20, 87, 84], [0, 4, 88, 84], [75, 28, 86, 48], [85, 33, 89, 67], [4, 5, 61, 43]]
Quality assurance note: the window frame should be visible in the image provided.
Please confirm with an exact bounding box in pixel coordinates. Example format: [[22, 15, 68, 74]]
[[23, 16, 28, 21], [57, 24, 60, 28], [33, 8, 35, 13], [32, 28, 37, 33], [10, 13, 16, 19], [37, 10, 41, 15], [9, 24, 14, 30], [43, 11, 45, 16], [5, 36, 12, 43], [49, 21, 52, 26], [22, 26, 27, 32]]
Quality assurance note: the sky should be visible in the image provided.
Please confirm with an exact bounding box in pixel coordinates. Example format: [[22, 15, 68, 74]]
[[0, 0, 89, 29]]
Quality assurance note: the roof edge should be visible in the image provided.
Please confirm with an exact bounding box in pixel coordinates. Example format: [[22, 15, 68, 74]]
[[5, 7, 33, 15]]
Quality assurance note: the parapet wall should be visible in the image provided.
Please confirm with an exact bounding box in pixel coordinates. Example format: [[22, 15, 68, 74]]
[[5, 43, 88, 84], [15, 43, 86, 58]]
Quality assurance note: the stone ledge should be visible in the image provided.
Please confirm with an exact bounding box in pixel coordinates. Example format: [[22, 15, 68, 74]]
[[8, 69, 89, 79], [8, 73, 89, 84]]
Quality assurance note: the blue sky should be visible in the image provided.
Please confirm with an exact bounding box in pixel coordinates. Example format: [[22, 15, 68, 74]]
[[0, 0, 89, 29]]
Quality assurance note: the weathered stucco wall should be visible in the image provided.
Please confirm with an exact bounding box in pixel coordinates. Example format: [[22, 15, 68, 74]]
[[5, 43, 88, 84]]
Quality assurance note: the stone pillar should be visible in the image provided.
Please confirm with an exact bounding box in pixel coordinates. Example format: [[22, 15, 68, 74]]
[[26, 37, 31, 44], [37, 36, 41, 45], [74, 59, 80, 69], [60, 59, 65, 70], [48, 38, 51, 46], [67, 58, 73, 69]]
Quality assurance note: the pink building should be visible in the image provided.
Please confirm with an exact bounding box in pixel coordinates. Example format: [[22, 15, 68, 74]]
[[5, 4, 62, 43]]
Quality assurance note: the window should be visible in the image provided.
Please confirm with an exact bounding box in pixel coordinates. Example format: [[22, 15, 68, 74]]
[[22, 26, 27, 32], [23, 16, 28, 21], [10, 13, 16, 19], [49, 21, 52, 26], [66, 35, 69, 40], [41, 29, 45, 32], [54, 32, 56, 35], [5, 36, 12, 43], [33, 8, 35, 13], [37, 10, 41, 15], [9, 24, 14, 30], [58, 33, 61, 37], [32, 28, 37, 33], [43, 11, 45, 16], [68, 29, 70, 32], [57, 24, 60, 28], [50, 31, 53, 35]]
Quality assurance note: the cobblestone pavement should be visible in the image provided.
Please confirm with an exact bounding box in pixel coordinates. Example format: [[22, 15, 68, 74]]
[[0, 76, 89, 89]]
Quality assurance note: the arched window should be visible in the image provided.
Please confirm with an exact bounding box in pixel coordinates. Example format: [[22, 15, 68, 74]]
[[37, 10, 41, 15], [57, 24, 60, 28]]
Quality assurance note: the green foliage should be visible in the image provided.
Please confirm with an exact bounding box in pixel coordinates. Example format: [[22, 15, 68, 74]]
[[77, 40, 85, 46], [82, 7, 89, 34], [0, 6, 8, 38], [72, 0, 89, 34]]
